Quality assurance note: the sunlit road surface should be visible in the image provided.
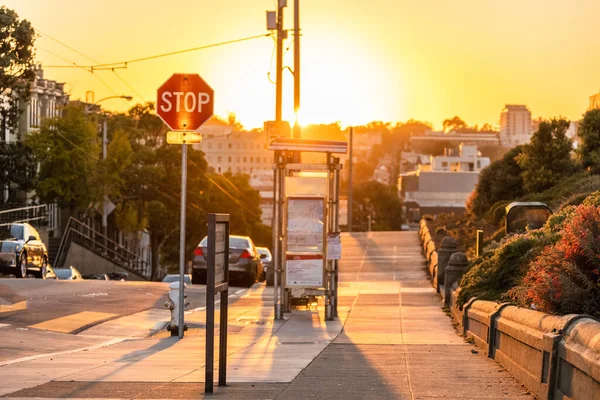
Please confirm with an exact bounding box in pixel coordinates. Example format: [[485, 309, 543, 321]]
[[0, 232, 532, 399]]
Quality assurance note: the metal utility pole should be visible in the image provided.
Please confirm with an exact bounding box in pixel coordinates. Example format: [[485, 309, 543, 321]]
[[275, 0, 285, 122], [348, 127, 353, 232], [178, 143, 187, 339], [293, 0, 300, 138]]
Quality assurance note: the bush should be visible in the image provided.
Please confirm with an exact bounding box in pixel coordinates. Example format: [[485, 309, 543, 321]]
[[508, 203, 600, 317], [457, 233, 543, 305]]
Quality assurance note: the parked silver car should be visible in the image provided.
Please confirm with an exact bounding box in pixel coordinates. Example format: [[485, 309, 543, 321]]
[[192, 235, 263, 287], [0, 223, 50, 279], [256, 247, 273, 286]]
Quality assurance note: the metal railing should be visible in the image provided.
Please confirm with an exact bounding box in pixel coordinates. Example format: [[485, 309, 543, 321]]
[[0, 204, 59, 229], [54, 217, 151, 280]]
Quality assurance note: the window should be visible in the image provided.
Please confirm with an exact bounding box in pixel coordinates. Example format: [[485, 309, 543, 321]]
[[217, 156, 222, 162], [228, 143, 232, 149], [441, 162, 448, 168], [243, 157, 247, 163], [208, 143, 213, 149], [228, 156, 232, 162], [250, 156, 254, 163], [218, 143, 222, 149], [237, 156, 240, 162]]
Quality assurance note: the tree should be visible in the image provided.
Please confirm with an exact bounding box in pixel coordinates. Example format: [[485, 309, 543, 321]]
[[516, 118, 578, 194], [443, 116, 468, 133], [0, 6, 35, 137], [467, 146, 524, 219], [0, 141, 36, 204], [577, 108, 600, 174], [352, 181, 403, 231], [27, 105, 102, 215]]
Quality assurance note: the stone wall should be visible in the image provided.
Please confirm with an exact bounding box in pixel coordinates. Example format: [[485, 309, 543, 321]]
[[419, 219, 600, 400]]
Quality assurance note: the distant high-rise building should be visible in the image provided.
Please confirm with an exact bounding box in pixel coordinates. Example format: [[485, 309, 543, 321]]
[[589, 91, 600, 110], [499, 105, 532, 147]]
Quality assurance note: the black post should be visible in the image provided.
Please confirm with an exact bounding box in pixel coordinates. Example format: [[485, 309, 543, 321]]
[[205, 216, 216, 394], [218, 221, 229, 387]]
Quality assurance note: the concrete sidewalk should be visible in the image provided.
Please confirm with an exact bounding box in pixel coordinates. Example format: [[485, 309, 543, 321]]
[[2, 232, 534, 399]]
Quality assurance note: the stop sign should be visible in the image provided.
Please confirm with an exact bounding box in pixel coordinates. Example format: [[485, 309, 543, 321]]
[[156, 73, 214, 131]]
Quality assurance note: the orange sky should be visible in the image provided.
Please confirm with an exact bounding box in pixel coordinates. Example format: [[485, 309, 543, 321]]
[[5, 0, 600, 129]]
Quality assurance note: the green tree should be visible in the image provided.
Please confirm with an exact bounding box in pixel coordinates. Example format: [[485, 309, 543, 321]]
[[516, 118, 578, 194], [352, 181, 403, 231], [27, 105, 102, 215], [0, 6, 35, 136], [577, 108, 600, 174], [0, 141, 36, 203], [467, 146, 524, 219]]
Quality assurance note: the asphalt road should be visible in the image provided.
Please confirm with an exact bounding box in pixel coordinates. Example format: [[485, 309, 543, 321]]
[[0, 278, 251, 363], [0, 278, 251, 328]]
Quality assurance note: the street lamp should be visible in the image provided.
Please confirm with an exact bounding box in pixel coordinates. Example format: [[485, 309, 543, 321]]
[[87, 95, 133, 244]]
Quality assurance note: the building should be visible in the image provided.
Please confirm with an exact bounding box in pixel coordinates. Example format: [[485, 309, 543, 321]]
[[410, 131, 500, 153], [499, 105, 532, 147], [195, 122, 272, 176], [195, 120, 275, 225], [1, 66, 69, 143], [589, 91, 600, 110], [398, 145, 490, 221]]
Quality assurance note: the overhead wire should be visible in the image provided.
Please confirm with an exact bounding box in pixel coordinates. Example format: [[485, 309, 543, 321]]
[[37, 29, 102, 64], [38, 32, 143, 105], [42, 33, 274, 70]]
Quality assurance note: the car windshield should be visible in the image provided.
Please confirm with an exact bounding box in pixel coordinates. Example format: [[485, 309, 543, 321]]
[[199, 236, 250, 249], [54, 269, 72, 279], [0, 225, 23, 241]]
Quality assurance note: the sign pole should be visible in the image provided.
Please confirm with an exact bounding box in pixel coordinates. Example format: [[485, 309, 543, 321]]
[[178, 143, 188, 339]]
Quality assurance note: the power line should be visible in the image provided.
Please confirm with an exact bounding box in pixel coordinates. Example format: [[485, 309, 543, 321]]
[[112, 71, 146, 102], [38, 32, 142, 105], [43, 33, 273, 69], [38, 29, 102, 65]]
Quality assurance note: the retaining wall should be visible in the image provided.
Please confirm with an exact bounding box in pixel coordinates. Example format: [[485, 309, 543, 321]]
[[418, 218, 600, 400]]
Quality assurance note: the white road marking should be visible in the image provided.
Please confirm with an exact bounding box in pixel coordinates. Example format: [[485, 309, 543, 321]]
[[0, 338, 127, 367], [0, 323, 11, 329]]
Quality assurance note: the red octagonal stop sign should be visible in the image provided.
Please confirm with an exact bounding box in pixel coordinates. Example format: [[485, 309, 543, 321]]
[[156, 73, 214, 131]]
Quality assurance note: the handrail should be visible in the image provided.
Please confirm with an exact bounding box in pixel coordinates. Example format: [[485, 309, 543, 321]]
[[0, 204, 59, 230], [54, 217, 151, 280], [0, 204, 46, 215]]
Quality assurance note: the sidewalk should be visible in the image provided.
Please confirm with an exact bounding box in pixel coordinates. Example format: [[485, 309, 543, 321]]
[[2, 232, 534, 399]]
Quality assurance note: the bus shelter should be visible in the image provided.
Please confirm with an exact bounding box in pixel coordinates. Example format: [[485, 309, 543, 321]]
[[269, 138, 346, 321]]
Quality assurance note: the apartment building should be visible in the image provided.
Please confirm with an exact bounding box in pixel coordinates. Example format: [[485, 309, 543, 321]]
[[1, 66, 69, 143], [195, 122, 272, 176], [499, 105, 532, 147]]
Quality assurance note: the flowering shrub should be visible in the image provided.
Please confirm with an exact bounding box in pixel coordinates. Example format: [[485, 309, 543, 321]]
[[509, 203, 600, 317], [458, 195, 600, 318]]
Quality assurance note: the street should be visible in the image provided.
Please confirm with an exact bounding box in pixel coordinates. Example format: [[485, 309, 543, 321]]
[[0, 279, 250, 363], [0, 232, 530, 399]]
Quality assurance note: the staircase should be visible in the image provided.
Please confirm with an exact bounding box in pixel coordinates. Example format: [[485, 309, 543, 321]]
[[54, 217, 151, 280], [47, 237, 62, 266]]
